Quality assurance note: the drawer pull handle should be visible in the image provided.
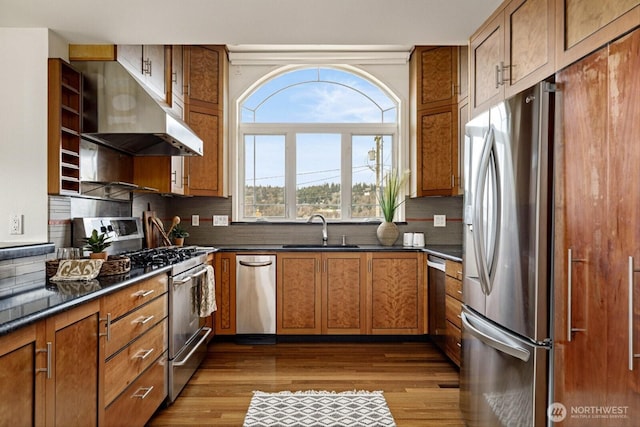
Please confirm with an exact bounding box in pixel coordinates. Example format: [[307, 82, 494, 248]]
[[133, 315, 155, 325], [132, 386, 154, 399], [457, 290, 463, 294], [133, 348, 155, 360], [456, 342, 462, 348], [133, 289, 155, 298]]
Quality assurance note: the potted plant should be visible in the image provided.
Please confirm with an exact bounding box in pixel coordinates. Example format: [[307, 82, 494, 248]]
[[376, 169, 409, 246], [169, 223, 190, 246], [82, 229, 112, 260]]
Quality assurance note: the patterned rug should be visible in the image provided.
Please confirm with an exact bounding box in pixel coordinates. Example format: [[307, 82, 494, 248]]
[[243, 390, 396, 427]]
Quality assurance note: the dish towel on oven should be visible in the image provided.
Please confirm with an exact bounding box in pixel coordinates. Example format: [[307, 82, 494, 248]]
[[197, 265, 217, 317]]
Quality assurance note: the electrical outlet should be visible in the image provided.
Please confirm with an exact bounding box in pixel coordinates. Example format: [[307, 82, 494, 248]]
[[433, 214, 446, 227], [192, 215, 200, 226], [10, 214, 23, 235], [213, 215, 229, 226]]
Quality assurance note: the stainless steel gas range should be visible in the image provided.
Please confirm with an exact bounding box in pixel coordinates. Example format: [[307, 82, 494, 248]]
[[125, 246, 212, 404]]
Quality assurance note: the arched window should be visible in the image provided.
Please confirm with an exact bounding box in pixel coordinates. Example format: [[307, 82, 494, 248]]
[[238, 66, 399, 221]]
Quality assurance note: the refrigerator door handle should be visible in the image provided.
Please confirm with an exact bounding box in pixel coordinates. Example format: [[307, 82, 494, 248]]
[[461, 311, 530, 362], [473, 125, 499, 295]]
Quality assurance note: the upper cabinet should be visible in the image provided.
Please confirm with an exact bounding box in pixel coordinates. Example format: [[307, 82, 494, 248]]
[[48, 58, 82, 195], [183, 45, 226, 197], [470, 0, 555, 117], [411, 46, 462, 197], [556, 0, 639, 69], [117, 45, 167, 100]]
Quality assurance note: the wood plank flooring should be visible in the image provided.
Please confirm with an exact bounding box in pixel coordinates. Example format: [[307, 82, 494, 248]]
[[147, 339, 464, 427]]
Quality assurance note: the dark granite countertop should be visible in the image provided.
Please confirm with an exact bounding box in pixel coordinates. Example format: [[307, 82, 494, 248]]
[[0, 242, 55, 261], [212, 244, 462, 261], [0, 265, 171, 336]]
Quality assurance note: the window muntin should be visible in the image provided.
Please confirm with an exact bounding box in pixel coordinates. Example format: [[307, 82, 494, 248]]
[[238, 67, 399, 222]]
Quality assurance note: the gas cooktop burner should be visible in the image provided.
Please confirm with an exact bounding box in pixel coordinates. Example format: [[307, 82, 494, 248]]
[[123, 246, 204, 268]]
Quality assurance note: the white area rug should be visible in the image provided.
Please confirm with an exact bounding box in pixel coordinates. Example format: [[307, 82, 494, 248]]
[[243, 390, 397, 427]]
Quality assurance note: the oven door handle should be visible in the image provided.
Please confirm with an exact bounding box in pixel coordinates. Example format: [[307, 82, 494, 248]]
[[173, 268, 207, 285], [172, 327, 212, 367]]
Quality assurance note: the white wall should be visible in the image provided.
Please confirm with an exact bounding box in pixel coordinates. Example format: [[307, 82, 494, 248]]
[[0, 28, 52, 242]]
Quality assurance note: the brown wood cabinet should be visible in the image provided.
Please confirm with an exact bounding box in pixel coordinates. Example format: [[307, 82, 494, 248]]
[[277, 251, 422, 335], [214, 252, 236, 335], [412, 46, 461, 197], [0, 324, 43, 426], [553, 29, 640, 424], [277, 253, 322, 334], [322, 253, 367, 334], [556, 0, 639, 69], [443, 260, 463, 366], [184, 45, 226, 197], [369, 252, 425, 335], [48, 58, 82, 195], [0, 302, 102, 427], [470, 0, 555, 117], [102, 273, 168, 426]]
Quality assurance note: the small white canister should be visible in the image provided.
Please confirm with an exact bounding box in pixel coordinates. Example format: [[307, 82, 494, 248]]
[[403, 233, 414, 247], [413, 232, 425, 248]]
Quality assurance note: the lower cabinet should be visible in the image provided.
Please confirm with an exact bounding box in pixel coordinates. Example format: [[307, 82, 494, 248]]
[[102, 273, 169, 427], [214, 252, 236, 335], [0, 301, 101, 427], [277, 251, 425, 335], [443, 260, 463, 366], [277, 253, 322, 334], [369, 252, 425, 334]]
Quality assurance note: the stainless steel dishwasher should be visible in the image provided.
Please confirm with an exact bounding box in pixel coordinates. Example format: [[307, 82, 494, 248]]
[[236, 255, 276, 344]]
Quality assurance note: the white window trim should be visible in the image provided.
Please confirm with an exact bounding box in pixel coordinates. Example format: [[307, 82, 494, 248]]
[[231, 64, 409, 223]]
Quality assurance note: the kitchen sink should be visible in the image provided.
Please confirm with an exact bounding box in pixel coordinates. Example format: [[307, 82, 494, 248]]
[[281, 244, 360, 249]]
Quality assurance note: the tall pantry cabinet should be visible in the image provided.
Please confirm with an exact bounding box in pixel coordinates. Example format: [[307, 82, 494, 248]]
[[553, 28, 639, 425]]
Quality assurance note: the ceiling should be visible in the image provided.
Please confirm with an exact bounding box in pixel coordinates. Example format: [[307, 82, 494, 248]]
[[0, 0, 502, 48]]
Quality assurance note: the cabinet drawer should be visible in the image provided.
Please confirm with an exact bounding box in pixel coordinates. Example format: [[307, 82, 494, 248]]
[[445, 320, 461, 366], [105, 319, 167, 406], [106, 295, 167, 358], [445, 275, 463, 301], [445, 260, 463, 280], [445, 294, 462, 329], [103, 274, 168, 320], [104, 353, 167, 427]]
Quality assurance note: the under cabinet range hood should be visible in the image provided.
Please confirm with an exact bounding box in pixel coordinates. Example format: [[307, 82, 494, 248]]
[[72, 61, 203, 156]]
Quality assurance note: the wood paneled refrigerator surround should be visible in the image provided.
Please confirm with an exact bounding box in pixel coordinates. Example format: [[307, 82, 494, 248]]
[[553, 28, 640, 424]]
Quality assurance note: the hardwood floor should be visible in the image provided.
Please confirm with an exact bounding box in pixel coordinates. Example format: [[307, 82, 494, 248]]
[[147, 339, 464, 427]]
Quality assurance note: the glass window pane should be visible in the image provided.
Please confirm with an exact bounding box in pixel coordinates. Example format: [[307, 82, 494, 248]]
[[241, 67, 397, 124], [352, 135, 393, 219], [296, 134, 341, 219], [244, 135, 285, 218]]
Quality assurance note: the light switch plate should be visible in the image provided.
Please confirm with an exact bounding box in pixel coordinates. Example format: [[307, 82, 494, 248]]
[[192, 215, 199, 226], [213, 215, 229, 226], [433, 214, 446, 227]]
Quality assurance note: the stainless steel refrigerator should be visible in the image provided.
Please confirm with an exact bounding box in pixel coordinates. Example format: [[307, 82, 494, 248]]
[[460, 81, 554, 427]]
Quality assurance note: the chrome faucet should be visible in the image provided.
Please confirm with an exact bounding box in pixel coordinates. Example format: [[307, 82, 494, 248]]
[[307, 214, 328, 246]]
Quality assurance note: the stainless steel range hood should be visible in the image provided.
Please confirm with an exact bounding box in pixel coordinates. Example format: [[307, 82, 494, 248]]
[[72, 61, 203, 156]]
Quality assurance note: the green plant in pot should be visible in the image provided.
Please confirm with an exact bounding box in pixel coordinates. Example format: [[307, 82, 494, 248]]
[[376, 169, 409, 246], [169, 224, 190, 247], [82, 229, 112, 260]]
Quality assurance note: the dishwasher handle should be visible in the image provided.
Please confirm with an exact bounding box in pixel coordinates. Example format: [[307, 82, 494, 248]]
[[427, 258, 446, 272], [239, 260, 273, 268]]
